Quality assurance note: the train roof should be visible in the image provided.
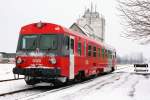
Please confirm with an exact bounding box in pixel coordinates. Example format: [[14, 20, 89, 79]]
[[20, 22, 69, 34], [20, 22, 115, 51]]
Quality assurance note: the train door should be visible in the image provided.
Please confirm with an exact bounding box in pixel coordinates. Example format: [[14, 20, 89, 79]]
[[69, 36, 75, 79]]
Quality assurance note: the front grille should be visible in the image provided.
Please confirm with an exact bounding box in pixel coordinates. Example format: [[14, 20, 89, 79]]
[[13, 67, 61, 77]]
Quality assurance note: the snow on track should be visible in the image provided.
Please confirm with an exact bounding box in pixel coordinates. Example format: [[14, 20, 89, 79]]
[[0, 79, 31, 95], [0, 64, 23, 81], [23, 65, 150, 100], [23, 73, 124, 100], [0, 64, 15, 80]]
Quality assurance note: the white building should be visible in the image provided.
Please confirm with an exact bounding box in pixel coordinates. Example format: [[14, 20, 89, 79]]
[[0, 53, 2, 62], [70, 6, 105, 42], [0, 53, 2, 58]]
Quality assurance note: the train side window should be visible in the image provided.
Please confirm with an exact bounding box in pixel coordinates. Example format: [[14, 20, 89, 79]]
[[88, 45, 92, 56], [78, 42, 81, 56], [106, 50, 108, 57], [84, 41, 86, 56], [98, 48, 100, 57], [65, 36, 69, 50], [105, 50, 107, 57], [102, 48, 105, 58], [93, 46, 96, 57]]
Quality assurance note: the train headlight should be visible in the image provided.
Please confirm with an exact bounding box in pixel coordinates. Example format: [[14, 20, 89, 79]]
[[49, 57, 56, 64], [16, 57, 22, 64]]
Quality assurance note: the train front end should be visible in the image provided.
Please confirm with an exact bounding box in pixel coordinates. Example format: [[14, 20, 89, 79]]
[[13, 22, 69, 85]]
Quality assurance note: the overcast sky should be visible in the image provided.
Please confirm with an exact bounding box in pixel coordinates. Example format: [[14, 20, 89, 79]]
[[0, 0, 150, 58]]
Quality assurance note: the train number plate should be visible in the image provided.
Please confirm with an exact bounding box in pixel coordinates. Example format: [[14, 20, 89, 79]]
[[32, 59, 41, 63]]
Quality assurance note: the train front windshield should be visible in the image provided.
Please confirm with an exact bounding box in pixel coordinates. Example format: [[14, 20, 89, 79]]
[[17, 34, 62, 51]]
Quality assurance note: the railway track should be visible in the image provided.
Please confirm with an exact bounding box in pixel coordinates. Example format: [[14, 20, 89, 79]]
[[0, 68, 126, 99], [0, 87, 35, 96], [0, 78, 24, 83], [0, 72, 118, 98], [24, 73, 122, 100], [0, 81, 75, 98]]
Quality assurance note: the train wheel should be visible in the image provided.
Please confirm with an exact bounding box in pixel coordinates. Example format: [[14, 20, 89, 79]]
[[75, 71, 85, 82], [96, 70, 100, 77]]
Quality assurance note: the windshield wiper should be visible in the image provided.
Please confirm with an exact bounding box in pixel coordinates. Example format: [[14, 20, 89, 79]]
[[28, 39, 37, 50]]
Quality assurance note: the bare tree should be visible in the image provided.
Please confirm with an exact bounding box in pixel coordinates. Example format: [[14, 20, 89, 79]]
[[118, 0, 150, 44]]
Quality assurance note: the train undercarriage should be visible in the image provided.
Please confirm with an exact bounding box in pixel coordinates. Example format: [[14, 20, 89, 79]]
[[13, 67, 115, 85]]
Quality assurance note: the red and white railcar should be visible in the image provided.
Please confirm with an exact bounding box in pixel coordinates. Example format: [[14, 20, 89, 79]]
[[13, 22, 116, 85]]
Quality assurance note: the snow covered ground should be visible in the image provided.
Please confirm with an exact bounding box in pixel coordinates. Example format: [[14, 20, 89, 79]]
[[0, 64, 15, 80], [0, 64, 24, 81], [0, 64, 150, 100], [24, 65, 150, 100]]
